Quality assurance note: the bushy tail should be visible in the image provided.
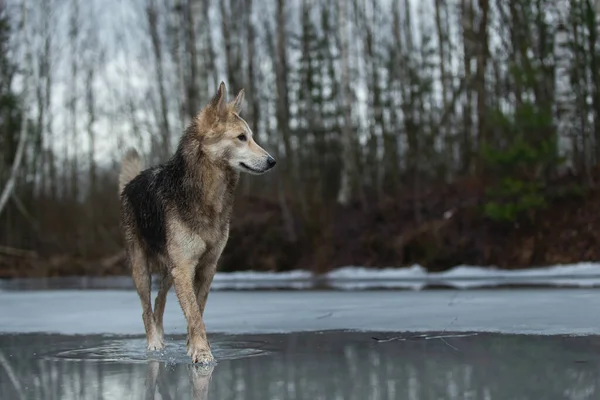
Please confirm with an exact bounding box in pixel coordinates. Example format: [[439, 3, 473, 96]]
[[119, 148, 143, 194]]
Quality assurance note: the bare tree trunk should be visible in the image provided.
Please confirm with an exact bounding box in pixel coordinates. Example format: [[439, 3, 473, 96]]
[[183, 0, 199, 121], [85, 67, 96, 197], [362, 0, 379, 192], [202, 0, 217, 90], [169, 0, 184, 135], [274, 0, 298, 241], [246, 0, 258, 141], [276, 0, 292, 169], [461, 0, 474, 175], [40, 0, 53, 199], [475, 0, 489, 176], [242, 0, 258, 196], [584, 0, 600, 161], [221, 0, 240, 92], [147, 0, 171, 159], [435, 0, 451, 177], [383, 0, 403, 190], [0, 0, 31, 217], [336, 0, 355, 206], [68, 0, 80, 201], [34, 32, 46, 198], [570, 2, 592, 183], [435, 0, 449, 107]]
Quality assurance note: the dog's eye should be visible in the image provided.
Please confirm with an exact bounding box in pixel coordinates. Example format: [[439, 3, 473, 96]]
[[237, 134, 247, 142]]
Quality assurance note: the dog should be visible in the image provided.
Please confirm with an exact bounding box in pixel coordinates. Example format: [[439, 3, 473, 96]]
[[118, 82, 276, 364]]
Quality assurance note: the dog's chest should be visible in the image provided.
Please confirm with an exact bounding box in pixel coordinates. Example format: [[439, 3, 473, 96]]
[[172, 215, 230, 259]]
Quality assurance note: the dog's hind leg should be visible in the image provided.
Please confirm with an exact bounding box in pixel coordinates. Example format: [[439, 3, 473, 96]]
[[130, 246, 164, 351], [153, 269, 172, 342]]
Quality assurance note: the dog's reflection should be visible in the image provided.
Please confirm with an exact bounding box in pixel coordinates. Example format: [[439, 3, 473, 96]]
[[144, 360, 214, 400]]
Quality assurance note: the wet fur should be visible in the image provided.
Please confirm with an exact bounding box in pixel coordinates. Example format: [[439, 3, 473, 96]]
[[119, 82, 274, 363]]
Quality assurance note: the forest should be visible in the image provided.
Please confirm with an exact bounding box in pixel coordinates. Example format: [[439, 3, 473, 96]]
[[2, 0, 600, 278]]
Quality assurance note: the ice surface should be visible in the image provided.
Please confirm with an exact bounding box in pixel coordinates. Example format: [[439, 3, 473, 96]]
[[1, 289, 600, 336]]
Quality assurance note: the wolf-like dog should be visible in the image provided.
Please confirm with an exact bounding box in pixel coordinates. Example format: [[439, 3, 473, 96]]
[[118, 82, 276, 364]]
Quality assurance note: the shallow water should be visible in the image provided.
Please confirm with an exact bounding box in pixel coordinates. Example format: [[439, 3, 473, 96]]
[[1, 331, 600, 400]]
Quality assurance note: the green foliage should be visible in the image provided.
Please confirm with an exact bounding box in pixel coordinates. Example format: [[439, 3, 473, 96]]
[[483, 179, 546, 222], [481, 101, 563, 223]]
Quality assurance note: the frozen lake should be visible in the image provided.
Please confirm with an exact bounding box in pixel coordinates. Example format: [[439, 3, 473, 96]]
[[1, 288, 600, 336], [1, 278, 600, 399]]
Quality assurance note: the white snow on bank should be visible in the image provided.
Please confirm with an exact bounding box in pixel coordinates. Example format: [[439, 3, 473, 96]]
[[214, 270, 312, 281], [326, 262, 600, 280], [323, 262, 600, 290], [211, 270, 313, 290], [211, 262, 600, 290], [2, 262, 600, 291]]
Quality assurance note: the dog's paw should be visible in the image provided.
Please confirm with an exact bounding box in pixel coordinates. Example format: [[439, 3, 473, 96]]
[[147, 336, 165, 352], [187, 346, 215, 365]]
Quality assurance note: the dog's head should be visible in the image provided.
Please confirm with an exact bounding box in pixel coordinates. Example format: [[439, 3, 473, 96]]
[[197, 82, 276, 175]]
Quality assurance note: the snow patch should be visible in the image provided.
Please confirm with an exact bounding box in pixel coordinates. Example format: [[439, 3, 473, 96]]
[[210, 270, 313, 290], [328, 262, 600, 281], [213, 270, 312, 281], [2, 262, 600, 291], [210, 262, 600, 290], [321, 262, 600, 290], [325, 264, 427, 280]]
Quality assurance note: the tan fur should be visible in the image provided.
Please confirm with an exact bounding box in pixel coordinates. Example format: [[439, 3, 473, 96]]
[[119, 149, 143, 194], [119, 82, 275, 364]]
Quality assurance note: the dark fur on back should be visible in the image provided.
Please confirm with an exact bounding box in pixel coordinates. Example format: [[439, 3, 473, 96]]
[[121, 166, 168, 254]]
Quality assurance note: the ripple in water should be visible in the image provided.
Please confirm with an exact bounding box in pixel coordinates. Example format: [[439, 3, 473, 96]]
[[45, 336, 270, 365]]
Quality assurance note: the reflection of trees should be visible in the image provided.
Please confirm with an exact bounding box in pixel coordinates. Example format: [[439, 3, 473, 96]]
[[0, 332, 599, 399]]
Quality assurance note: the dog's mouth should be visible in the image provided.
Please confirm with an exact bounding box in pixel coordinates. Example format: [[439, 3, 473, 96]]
[[239, 162, 265, 174]]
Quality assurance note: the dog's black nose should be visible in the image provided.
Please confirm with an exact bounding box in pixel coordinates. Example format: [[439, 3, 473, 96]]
[[267, 156, 276, 168]]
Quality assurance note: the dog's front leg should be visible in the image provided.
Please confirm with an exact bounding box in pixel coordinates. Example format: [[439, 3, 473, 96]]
[[194, 238, 227, 317], [171, 264, 213, 364], [194, 261, 218, 317]]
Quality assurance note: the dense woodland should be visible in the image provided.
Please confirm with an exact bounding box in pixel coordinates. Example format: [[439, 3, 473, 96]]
[[2, 0, 600, 277]]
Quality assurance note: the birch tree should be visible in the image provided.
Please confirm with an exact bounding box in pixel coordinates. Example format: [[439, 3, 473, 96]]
[[336, 0, 355, 205], [0, 0, 31, 217]]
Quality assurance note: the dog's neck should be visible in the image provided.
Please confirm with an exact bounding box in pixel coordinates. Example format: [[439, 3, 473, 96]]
[[172, 132, 240, 218]]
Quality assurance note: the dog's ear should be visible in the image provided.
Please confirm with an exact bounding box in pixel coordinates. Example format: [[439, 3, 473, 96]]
[[231, 89, 245, 113], [209, 81, 228, 118]]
